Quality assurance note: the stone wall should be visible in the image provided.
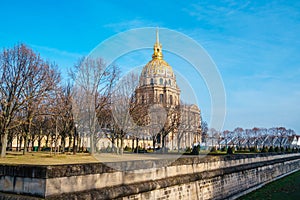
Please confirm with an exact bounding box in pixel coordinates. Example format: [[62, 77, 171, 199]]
[[0, 153, 300, 199]]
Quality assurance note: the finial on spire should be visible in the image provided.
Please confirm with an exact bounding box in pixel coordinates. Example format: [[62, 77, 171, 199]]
[[156, 27, 159, 44]]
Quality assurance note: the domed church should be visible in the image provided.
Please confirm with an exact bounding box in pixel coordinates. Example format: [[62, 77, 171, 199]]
[[135, 30, 180, 107], [133, 29, 201, 151]]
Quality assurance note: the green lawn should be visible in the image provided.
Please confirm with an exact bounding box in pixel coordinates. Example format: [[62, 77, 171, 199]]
[[0, 152, 98, 165], [239, 170, 300, 200]]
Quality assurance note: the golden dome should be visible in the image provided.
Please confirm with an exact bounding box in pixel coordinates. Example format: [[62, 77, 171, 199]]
[[142, 59, 174, 76], [139, 29, 177, 88]]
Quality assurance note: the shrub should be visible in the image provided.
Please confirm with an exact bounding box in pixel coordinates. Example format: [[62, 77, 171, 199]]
[[124, 145, 132, 152], [221, 146, 227, 152], [227, 146, 235, 154], [210, 146, 217, 153], [261, 146, 268, 153], [250, 146, 259, 153], [191, 145, 200, 155], [292, 147, 298, 153], [41, 147, 51, 151], [268, 146, 274, 152], [274, 146, 280, 152], [285, 147, 291, 153], [185, 147, 192, 153]]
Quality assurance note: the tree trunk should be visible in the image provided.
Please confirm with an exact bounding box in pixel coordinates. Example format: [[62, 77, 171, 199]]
[[73, 132, 76, 155], [120, 137, 124, 155], [46, 134, 49, 148], [132, 138, 134, 152], [77, 134, 80, 153], [111, 137, 115, 153], [177, 136, 181, 153], [61, 137, 65, 153], [8, 136, 13, 151], [136, 138, 139, 154], [55, 121, 58, 155], [90, 132, 94, 155], [19, 136, 22, 152], [116, 137, 119, 154], [0, 133, 8, 158], [23, 134, 28, 155], [31, 138, 35, 152], [38, 137, 41, 152], [162, 134, 166, 153], [16, 135, 19, 151], [68, 136, 72, 152]]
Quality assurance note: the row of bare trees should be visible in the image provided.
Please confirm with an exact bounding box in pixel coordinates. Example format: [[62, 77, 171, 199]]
[[202, 126, 297, 148], [0, 44, 61, 157], [0, 44, 203, 157], [0, 44, 120, 157]]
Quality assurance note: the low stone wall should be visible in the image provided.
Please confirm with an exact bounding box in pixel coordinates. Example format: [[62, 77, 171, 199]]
[[0, 153, 300, 199]]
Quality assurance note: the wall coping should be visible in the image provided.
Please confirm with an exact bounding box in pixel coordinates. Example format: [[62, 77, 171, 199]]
[[0, 153, 299, 178]]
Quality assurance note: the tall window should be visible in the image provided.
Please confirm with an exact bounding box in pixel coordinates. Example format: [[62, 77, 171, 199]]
[[169, 79, 171, 86], [159, 94, 164, 103], [150, 78, 154, 85], [170, 95, 173, 105], [160, 78, 163, 85], [142, 95, 145, 103]]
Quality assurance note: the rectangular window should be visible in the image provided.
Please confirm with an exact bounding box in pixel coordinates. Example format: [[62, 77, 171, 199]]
[[142, 95, 145, 103], [160, 94, 164, 103]]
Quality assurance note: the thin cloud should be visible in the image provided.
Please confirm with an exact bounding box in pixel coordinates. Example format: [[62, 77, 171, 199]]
[[30, 44, 84, 59], [103, 19, 162, 32]]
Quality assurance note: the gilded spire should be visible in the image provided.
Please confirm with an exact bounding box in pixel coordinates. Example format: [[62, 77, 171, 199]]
[[152, 28, 163, 60], [156, 28, 159, 44]]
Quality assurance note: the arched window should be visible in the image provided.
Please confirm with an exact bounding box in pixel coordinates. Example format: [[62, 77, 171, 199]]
[[150, 78, 154, 85], [160, 78, 163, 85]]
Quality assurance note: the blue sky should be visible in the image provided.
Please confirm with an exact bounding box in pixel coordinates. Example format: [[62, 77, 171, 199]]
[[1, 0, 300, 133]]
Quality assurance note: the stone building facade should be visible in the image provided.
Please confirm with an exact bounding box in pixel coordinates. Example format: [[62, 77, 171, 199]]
[[134, 30, 201, 150]]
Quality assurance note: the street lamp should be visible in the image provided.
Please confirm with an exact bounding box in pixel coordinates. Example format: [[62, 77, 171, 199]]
[[73, 123, 78, 155]]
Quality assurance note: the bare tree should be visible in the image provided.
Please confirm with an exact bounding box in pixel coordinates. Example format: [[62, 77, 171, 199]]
[[176, 103, 201, 152], [55, 84, 74, 153], [157, 105, 180, 153], [146, 104, 167, 150], [277, 127, 287, 148], [234, 127, 244, 149], [0, 44, 59, 157], [71, 57, 118, 155], [222, 130, 230, 148], [111, 72, 139, 155]]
